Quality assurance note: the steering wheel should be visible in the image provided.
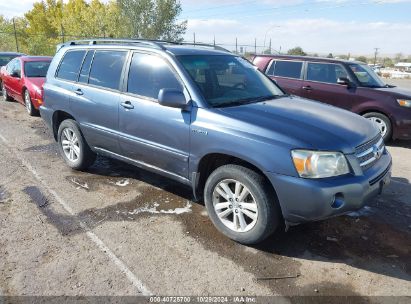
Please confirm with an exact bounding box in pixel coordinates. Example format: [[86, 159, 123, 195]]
[[233, 83, 246, 89]]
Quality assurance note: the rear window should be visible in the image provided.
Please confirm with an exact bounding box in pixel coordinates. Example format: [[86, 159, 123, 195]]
[[24, 61, 51, 78], [271, 60, 303, 79], [56, 50, 86, 81], [0, 55, 19, 67], [88, 51, 127, 90]]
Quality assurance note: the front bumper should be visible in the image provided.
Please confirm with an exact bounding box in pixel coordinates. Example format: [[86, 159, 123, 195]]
[[392, 110, 411, 140], [266, 151, 392, 224]]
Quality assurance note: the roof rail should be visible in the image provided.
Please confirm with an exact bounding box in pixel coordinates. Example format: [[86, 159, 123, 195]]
[[164, 41, 230, 52], [56, 38, 231, 53], [62, 39, 167, 50]]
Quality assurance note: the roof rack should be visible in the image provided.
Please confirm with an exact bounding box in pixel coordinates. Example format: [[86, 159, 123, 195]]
[[60, 39, 166, 50], [57, 38, 231, 53], [167, 42, 230, 52]]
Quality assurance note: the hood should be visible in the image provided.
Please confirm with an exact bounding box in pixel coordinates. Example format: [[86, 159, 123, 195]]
[[375, 86, 411, 98], [217, 96, 379, 154]]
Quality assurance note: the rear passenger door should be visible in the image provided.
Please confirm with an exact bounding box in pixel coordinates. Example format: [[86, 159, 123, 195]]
[[301, 61, 359, 110], [266, 60, 304, 95], [118, 52, 190, 179], [69, 49, 127, 153]]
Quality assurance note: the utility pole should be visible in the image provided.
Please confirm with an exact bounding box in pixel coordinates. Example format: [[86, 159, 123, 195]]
[[12, 18, 19, 52], [61, 24, 65, 43], [193, 32, 196, 45], [213, 35, 215, 47], [254, 38, 257, 54], [235, 37, 238, 54], [374, 48, 379, 66], [269, 38, 272, 54]]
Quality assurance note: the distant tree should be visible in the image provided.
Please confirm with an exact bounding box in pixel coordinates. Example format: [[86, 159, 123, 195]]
[[395, 53, 403, 63], [117, 0, 187, 41], [312, 53, 319, 57], [327, 53, 333, 58], [356, 56, 368, 63], [287, 46, 306, 56], [338, 54, 349, 60], [382, 57, 394, 67]]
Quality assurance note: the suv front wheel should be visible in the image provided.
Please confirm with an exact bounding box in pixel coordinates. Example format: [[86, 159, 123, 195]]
[[204, 164, 281, 244], [57, 119, 96, 170]]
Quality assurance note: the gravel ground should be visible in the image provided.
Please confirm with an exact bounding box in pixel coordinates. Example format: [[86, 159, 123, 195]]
[[0, 99, 410, 301]]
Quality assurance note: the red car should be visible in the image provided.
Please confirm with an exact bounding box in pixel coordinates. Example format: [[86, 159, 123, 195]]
[[1, 56, 52, 116]]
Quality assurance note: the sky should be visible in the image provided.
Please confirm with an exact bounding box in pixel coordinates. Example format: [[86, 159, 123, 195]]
[[1, 0, 411, 56]]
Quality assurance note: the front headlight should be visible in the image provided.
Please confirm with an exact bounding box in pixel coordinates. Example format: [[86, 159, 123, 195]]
[[397, 99, 411, 108], [291, 150, 350, 178]]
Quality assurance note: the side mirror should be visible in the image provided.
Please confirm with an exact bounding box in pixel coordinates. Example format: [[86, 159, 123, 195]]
[[11, 71, 20, 78], [337, 77, 351, 86], [158, 89, 187, 108]]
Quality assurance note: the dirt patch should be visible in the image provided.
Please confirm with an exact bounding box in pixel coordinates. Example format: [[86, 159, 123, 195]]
[[23, 143, 59, 156]]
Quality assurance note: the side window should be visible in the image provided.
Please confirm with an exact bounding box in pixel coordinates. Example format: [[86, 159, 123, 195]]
[[88, 51, 127, 90], [6, 59, 16, 74], [273, 61, 303, 79], [57, 50, 86, 81], [127, 53, 182, 100], [307, 62, 348, 84], [266, 60, 276, 75], [10, 60, 21, 77], [78, 50, 94, 83]]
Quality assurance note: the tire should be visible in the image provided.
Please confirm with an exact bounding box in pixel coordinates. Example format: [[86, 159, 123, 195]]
[[362, 112, 392, 142], [24, 89, 39, 116], [204, 164, 281, 244], [57, 119, 96, 170], [2, 82, 12, 101]]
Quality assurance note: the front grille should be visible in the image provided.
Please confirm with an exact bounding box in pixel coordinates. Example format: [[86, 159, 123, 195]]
[[355, 135, 385, 171]]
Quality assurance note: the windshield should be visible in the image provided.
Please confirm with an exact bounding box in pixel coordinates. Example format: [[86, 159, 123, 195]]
[[0, 55, 18, 66], [177, 55, 285, 107], [24, 61, 51, 77], [348, 63, 386, 88]]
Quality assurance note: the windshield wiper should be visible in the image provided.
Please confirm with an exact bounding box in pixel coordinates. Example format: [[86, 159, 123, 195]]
[[214, 95, 280, 108]]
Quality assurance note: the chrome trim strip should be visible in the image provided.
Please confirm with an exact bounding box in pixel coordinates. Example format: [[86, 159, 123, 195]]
[[356, 138, 384, 158], [359, 145, 385, 167]]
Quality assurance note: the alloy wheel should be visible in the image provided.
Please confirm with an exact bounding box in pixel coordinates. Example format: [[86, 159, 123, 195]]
[[61, 128, 81, 162], [212, 179, 258, 233], [25, 91, 32, 113]]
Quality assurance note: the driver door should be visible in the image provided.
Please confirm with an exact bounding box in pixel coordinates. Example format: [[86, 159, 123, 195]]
[[301, 61, 360, 111], [118, 52, 191, 179]]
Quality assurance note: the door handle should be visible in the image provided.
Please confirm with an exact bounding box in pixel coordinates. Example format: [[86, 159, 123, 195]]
[[121, 101, 134, 110], [74, 88, 83, 95], [302, 86, 313, 91]]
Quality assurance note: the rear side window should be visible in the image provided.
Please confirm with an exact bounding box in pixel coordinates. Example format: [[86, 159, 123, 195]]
[[56, 50, 86, 81], [78, 50, 94, 83], [307, 62, 348, 84], [273, 61, 303, 79], [88, 51, 127, 90], [127, 53, 182, 99]]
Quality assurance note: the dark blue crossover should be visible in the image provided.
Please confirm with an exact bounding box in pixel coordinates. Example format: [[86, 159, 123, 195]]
[[40, 39, 392, 244]]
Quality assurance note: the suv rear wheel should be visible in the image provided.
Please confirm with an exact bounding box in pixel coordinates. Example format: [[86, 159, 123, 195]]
[[362, 112, 392, 142], [57, 119, 96, 170], [204, 164, 281, 244]]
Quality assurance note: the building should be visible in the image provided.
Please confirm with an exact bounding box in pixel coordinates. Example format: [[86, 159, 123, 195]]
[[395, 62, 411, 72]]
